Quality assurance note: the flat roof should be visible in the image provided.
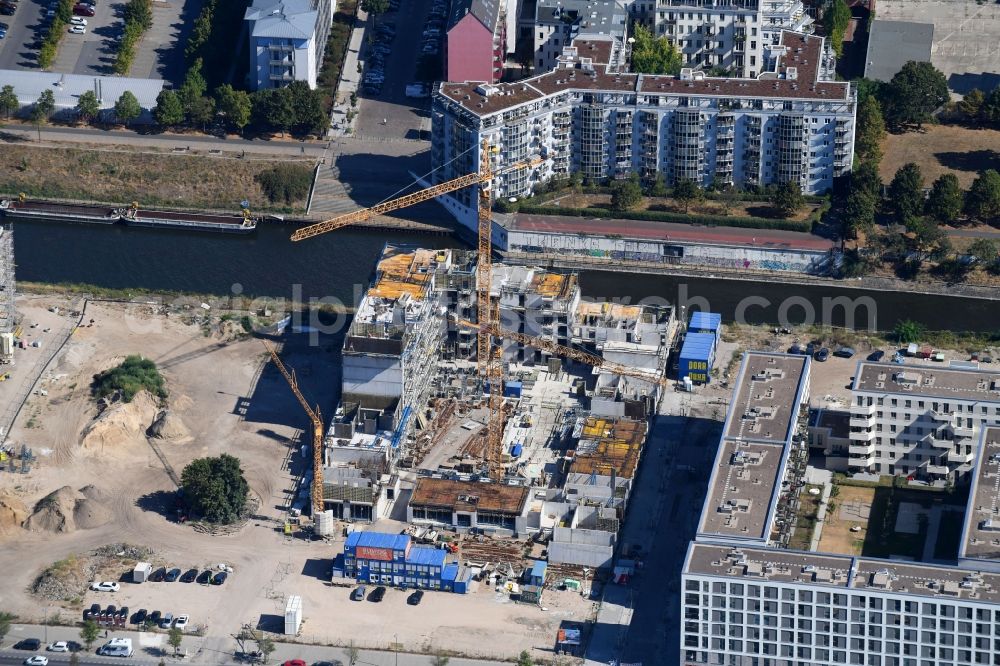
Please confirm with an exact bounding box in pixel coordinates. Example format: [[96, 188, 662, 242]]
[[699, 440, 788, 541], [438, 32, 850, 116], [853, 362, 1000, 402], [963, 428, 1000, 561], [508, 214, 836, 252], [865, 19, 934, 82], [687, 544, 1000, 603], [726, 353, 810, 444], [813, 408, 850, 439], [406, 545, 447, 566], [345, 531, 410, 551], [410, 477, 530, 514], [690, 311, 722, 331], [679, 333, 717, 361]]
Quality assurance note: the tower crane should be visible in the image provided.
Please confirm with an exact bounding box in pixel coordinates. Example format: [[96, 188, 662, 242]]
[[288, 142, 542, 482], [451, 317, 669, 388], [261, 340, 326, 516]]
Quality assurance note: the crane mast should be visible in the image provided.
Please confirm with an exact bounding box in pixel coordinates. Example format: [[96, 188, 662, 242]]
[[261, 341, 326, 516]]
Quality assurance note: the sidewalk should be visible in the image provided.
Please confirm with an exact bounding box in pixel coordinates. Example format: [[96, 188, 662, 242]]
[[2, 624, 507, 666], [329, 8, 368, 138]]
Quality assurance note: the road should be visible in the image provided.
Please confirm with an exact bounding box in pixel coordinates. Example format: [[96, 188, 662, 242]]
[[0, 124, 329, 158], [1, 624, 506, 666]]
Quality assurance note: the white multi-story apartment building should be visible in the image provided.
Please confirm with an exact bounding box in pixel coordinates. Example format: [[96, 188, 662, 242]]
[[431, 31, 854, 232], [682, 355, 1000, 666], [848, 362, 1000, 481], [530, 0, 628, 73], [632, 0, 812, 78], [245, 0, 332, 90]]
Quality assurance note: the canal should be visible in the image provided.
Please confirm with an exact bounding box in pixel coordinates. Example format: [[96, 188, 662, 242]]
[[11, 219, 1000, 333]]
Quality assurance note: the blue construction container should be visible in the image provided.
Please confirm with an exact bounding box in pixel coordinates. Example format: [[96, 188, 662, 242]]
[[678, 332, 717, 384], [689, 311, 722, 340], [510, 443, 523, 458], [504, 381, 523, 398]]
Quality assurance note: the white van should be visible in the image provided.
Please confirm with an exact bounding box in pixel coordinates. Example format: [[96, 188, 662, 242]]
[[98, 638, 134, 657]]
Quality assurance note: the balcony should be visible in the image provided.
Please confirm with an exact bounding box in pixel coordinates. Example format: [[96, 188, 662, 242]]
[[952, 424, 975, 439], [946, 449, 974, 465]]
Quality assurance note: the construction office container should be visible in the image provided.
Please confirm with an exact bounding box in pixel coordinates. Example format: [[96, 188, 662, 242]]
[[678, 333, 717, 384]]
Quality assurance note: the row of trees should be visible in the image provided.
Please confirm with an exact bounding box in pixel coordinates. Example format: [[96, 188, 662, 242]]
[[605, 173, 804, 217], [821, 0, 850, 58], [114, 0, 154, 75], [38, 0, 74, 69]]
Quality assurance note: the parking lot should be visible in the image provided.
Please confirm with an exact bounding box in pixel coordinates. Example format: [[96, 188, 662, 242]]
[[0, 0, 196, 79], [354, 0, 441, 139]]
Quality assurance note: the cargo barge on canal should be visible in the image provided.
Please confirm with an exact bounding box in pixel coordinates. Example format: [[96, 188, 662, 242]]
[[0, 198, 257, 234]]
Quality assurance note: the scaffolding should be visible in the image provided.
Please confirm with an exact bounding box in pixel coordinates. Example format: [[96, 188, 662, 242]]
[[0, 221, 15, 364]]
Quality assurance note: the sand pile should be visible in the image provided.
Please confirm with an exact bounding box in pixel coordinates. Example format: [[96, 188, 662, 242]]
[[81, 390, 159, 451], [147, 409, 191, 442], [0, 490, 29, 536], [25, 485, 112, 533]]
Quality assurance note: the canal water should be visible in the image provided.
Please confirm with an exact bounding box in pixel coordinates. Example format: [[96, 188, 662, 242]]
[[11, 219, 1000, 333]]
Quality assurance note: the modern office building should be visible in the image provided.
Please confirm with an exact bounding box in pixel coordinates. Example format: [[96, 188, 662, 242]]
[[245, 0, 333, 90], [632, 0, 812, 78], [848, 362, 1000, 480], [431, 31, 854, 231]]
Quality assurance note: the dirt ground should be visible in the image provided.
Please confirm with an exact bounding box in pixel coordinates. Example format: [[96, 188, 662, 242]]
[[881, 125, 1000, 188], [0, 295, 588, 661], [544, 191, 819, 222], [817, 485, 873, 556], [0, 143, 315, 212]]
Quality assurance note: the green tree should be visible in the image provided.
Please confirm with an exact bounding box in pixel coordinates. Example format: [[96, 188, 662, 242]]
[[982, 88, 1000, 124], [361, 0, 388, 17], [253, 88, 295, 136], [75, 90, 100, 124], [672, 178, 703, 213], [0, 85, 19, 119], [822, 0, 850, 57], [959, 88, 985, 120], [80, 619, 100, 650], [187, 94, 216, 130], [179, 59, 208, 113], [887, 163, 924, 219], [167, 627, 183, 656], [610, 174, 643, 212], [965, 169, 1000, 223], [852, 160, 883, 200], [215, 84, 252, 132], [31, 89, 55, 123], [516, 650, 534, 666], [855, 94, 885, 165], [431, 656, 450, 666], [844, 187, 877, 238], [968, 238, 998, 265], [771, 181, 804, 217], [256, 634, 275, 664], [893, 319, 925, 344], [0, 611, 15, 642], [113, 90, 142, 127], [286, 80, 327, 136], [629, 23, 683, 75], [882, 61, 949, 130], [647, 173, 668, 198], [123, 0, 153, 29], [153, 89, 185, 128], [180, 453, 249, 523], [925, 173, 963, 224]]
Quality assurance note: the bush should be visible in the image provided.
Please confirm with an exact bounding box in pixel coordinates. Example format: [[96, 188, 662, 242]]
[[514, 203, 813, 232], [255, 164, 314, 204], [91, 355, 167, 402]]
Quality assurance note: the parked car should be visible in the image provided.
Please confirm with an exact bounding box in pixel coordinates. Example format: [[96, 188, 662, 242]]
[[833, 347, 855, 359], [212, 571, 228, 585], [174, 615, 189, 631], [69, 16, 86, 24], [132, 609, 148, 625], [72, 4, 94, 15], [150, 567, 166, 582], [148, 610, 161, 626], [68, 24, 85, 33], [369, 586, 386, 602], [165, 568, 181, 582], [91, 581, 120, 592], [117, 607, 129, 623], [84, 603, 101, 620], [867, 350, 885, 362], [407, 590, 424, 605], [14, 639, 41, 650], [282, 661, 307, 666], [352, 585, 367, 601], [196, 570, 212, 584], [46, 643, 70, 653], [180, 568, 198, 583], [24, 657, 49, 666], [814, 347, 830, 362], [104, 605, 117, 620], [0, 24, 7, 38], [160, 612, 173, 629]]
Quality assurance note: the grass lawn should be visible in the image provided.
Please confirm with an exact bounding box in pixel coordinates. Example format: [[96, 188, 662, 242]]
[[0, 144, 315, 212], [788, 485, 823, 551], [881, 124, 1000, 188], [542, 191, 819, 222]]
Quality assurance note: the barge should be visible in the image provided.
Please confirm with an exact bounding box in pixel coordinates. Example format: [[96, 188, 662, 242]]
[[0, 198, 257, 234]]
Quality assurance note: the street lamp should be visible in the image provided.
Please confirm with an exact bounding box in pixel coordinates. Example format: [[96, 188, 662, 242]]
[[393, 633, 398, 666]]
